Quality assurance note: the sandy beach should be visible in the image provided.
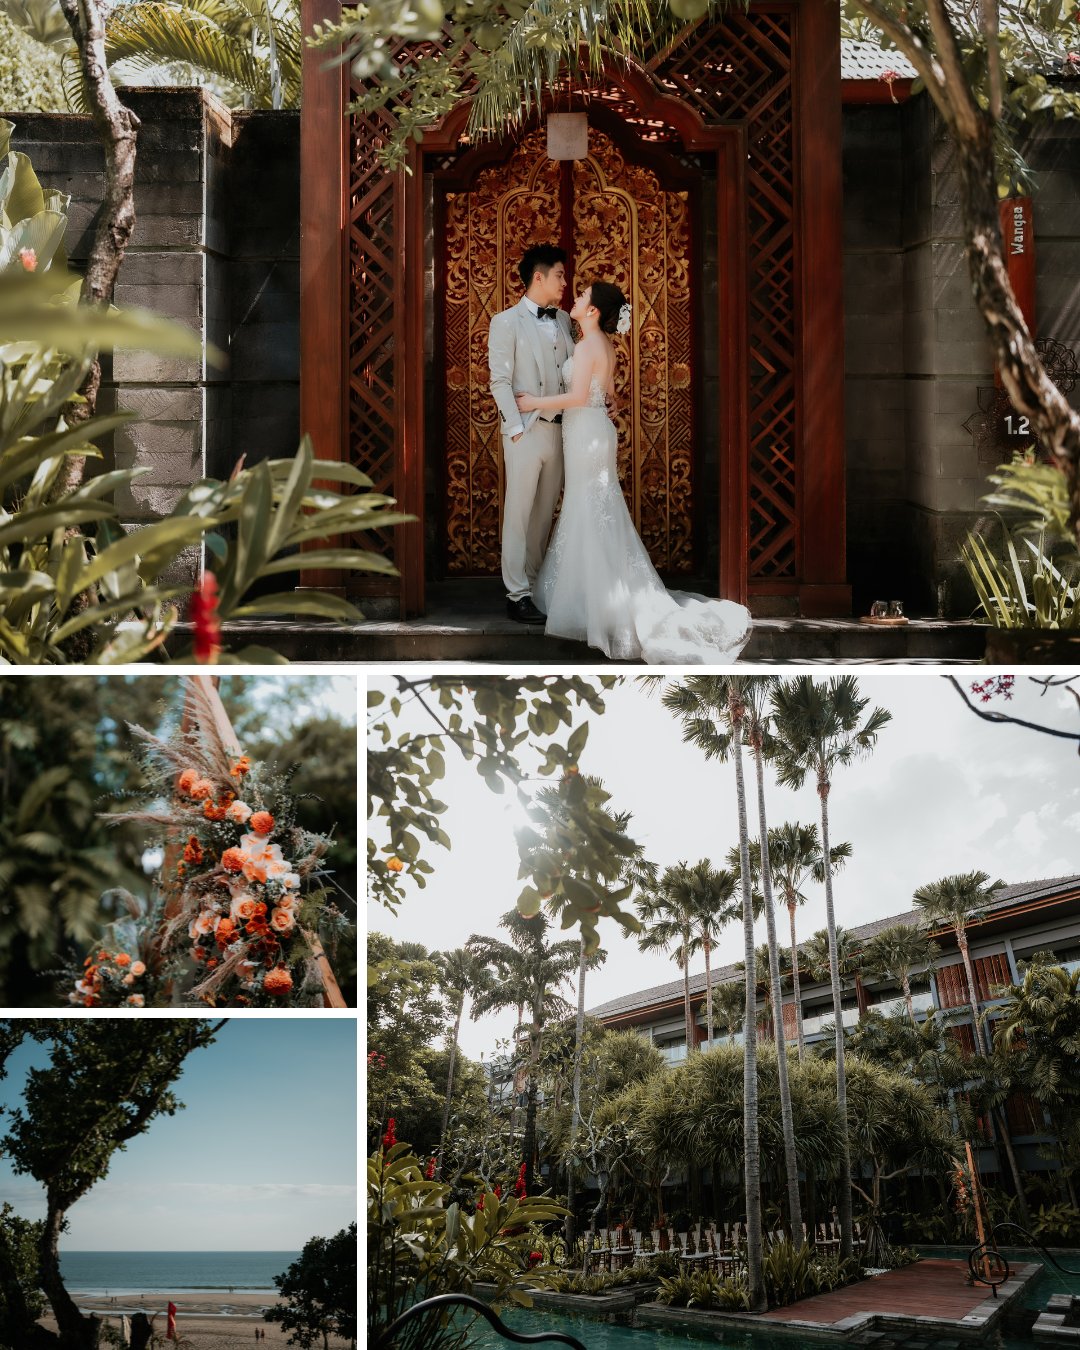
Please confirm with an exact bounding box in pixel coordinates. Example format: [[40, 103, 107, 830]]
[[43, 1292, 354, 1349]]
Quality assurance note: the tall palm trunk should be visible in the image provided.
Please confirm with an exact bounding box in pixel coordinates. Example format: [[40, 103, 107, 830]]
[[438, 991, 465, 1166], [818, 777, 854, 1261], [507, 999, 525, 1150], [787, 898, 806, 1061], [521, 992, 544, 1193], [682, 950, 693, 1054], [900, 970, 917, 1024], [956, 927, 1030, 1225], [753, 738, 804, 1247], [565, 936, 588, 1243], [731, 697, 765, 1310], [703, 934, 714, 1047]]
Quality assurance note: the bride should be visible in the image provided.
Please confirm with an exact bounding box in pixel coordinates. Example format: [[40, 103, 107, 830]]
[[515, 280, 752, 664]]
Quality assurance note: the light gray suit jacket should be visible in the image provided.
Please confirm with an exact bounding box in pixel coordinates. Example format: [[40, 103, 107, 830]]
[[488, 297, 574, 437]]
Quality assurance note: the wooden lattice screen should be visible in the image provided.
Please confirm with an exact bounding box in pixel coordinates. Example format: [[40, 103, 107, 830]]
[[300, 0, 847, 614]]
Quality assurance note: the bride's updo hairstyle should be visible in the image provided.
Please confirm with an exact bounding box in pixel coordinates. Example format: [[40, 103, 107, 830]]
[[587, 280, 628, 335]]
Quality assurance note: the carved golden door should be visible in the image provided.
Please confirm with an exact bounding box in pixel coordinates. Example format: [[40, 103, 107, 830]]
[[438, 126, 696, 577]]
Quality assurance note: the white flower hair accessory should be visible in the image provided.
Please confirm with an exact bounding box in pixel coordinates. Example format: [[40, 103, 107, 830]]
[[616, 302, 632, 335]]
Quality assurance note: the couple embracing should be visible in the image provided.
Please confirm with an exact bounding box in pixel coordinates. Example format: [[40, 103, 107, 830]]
[[488, 244, 751, 664]]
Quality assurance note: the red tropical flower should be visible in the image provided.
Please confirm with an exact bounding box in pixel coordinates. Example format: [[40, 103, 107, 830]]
[[382, 1117, 397, 1149], [191, 572, 221, 664]]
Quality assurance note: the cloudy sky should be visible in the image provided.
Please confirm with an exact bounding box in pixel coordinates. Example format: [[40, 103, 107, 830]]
[[367, 671, 1080, 1061], [0, 1019, 357, 1251]]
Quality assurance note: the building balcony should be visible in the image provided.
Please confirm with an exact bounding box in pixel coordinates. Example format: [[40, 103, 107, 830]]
[[802, 1005, 860, 1036]]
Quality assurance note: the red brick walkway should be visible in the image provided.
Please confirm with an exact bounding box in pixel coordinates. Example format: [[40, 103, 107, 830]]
[[764, 1259, 984, 1326]]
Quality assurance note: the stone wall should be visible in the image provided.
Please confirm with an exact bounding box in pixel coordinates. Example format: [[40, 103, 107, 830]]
[[8, 87, 1078, 615], [843, 96, 1080, 616], [9, 89, 299, 579]]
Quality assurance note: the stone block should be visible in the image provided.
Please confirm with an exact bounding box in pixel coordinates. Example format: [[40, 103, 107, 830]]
[[113, 386, 204, 421], [114, 282, 203, 325], [118, 251, 204, 288], [231, 321, 299, 381], [1037, 242, 1080, 342], [110, 350, 204, 384]]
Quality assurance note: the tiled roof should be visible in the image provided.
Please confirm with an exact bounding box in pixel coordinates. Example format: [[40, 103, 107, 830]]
[[840, 39, 917, 81], [587, 874, 1080, 1020]]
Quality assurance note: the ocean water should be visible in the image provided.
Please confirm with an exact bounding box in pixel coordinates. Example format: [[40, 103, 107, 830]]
[[60, 1250, 298, 1294]]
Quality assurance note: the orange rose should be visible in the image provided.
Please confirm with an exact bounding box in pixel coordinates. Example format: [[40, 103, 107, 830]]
[[233, 898, 257, 923], [131, 961, 146, 977], [253, 901, 268, 917], [249, 811, 274, 836], [270, 907, 295, 935], [263, 966, 293, 996], [177, 769, 198, 795], [386, 856, 404, 873], [98, 951, 109, 962], [221, 847, 246, 873], [189, 778, 214, 801], [115, 953, 131, 968], [216, 916, 236, 937]]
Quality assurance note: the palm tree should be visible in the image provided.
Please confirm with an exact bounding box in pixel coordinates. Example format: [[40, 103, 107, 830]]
[[637, 863, 699, 1058], [103, 0, 301, 110], [761, 822, 853, 1060], [433, 946, 492, 1169], [913, 872, 1002, 1056], [683, 861, 739, 1048], [913, 870, 1030, 1222], [995, 960, 1080, 1208], [804, 926, 864, 1012], [468, 910, 582, 1192], [712, 980, 747, 1045], [521, 780, 628, 1240], [660, 675, 766, 1310], [770, 674, 892, 1260], [862, 923, 938, 1024]]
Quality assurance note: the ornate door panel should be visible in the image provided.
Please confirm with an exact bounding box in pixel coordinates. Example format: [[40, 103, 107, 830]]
[[439, 127, 696, 577]]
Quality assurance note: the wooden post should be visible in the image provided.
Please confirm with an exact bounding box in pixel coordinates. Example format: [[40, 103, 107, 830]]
[[965, 1139, 991, 1286]]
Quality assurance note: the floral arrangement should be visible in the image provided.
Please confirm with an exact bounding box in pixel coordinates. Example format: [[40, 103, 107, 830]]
[[66, 680, 350, 1009]]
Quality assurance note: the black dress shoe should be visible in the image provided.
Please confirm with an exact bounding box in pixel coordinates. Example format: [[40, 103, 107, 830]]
[[506, 596, 546, 625]]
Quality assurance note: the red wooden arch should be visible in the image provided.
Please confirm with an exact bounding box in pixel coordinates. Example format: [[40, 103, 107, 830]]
[[299, 0, 850, 617]]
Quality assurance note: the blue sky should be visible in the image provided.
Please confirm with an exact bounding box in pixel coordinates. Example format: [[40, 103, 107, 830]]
[[0, 1019, 357, 1251]]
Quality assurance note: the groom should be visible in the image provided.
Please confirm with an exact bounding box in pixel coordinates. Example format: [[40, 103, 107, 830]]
[[488, 244, 574, 624]]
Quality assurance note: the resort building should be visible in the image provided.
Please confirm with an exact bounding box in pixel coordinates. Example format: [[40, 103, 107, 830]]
[[588, 874, 1080, 1177]]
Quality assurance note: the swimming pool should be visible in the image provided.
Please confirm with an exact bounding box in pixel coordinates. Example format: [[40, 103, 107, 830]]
[[457, 1254, 1080, 1350]]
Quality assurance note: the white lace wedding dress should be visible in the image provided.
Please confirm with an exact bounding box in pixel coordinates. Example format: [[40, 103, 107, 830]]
[[535, 355, 752, 663]]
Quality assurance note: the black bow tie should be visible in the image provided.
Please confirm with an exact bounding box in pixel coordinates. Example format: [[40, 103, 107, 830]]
[[535, 307, 558, 320]]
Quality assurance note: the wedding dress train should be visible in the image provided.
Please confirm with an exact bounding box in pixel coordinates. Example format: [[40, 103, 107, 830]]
[[535, 356, 752, 663]]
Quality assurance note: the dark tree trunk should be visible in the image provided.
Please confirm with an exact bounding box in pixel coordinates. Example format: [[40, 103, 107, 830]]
[[55, 0, 139, 474], [40, 1201, 101, 1350], [955, 109, 1080, 525]]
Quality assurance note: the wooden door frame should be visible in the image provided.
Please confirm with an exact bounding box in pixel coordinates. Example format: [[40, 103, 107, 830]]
[[429, 102, 722, 586], [299, 0, 848, 615]]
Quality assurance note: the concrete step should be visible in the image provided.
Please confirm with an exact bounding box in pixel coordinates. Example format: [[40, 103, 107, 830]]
[[197, 614, 986, 664]]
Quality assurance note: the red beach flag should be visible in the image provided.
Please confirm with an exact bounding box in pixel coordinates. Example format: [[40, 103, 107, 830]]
[[167, 1302, 177, 1340]]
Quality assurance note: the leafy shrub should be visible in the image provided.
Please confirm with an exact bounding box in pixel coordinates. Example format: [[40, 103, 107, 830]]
[[760, 1240, 861, 1307], [368, 1142, 567, 1349], [655, 1270, 748, 1310], [888, 1247, 922, 1268], [1030, 1202, 1080, 1244]]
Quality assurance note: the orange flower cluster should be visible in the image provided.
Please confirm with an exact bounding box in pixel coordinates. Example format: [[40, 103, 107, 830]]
[[263, 966, 293, 996], [70, 951, 148, 1008], [202, 789, 236, 822], [230, 755, 251, 779], [183, 836, 204, 864]]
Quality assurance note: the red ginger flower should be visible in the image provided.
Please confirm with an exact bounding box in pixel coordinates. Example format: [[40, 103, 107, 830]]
[[515, 1162, 527, 1199], [191, 572, 221, 664], [382, 1118, 397, 1149], [425, 1156, 437, 1179]]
